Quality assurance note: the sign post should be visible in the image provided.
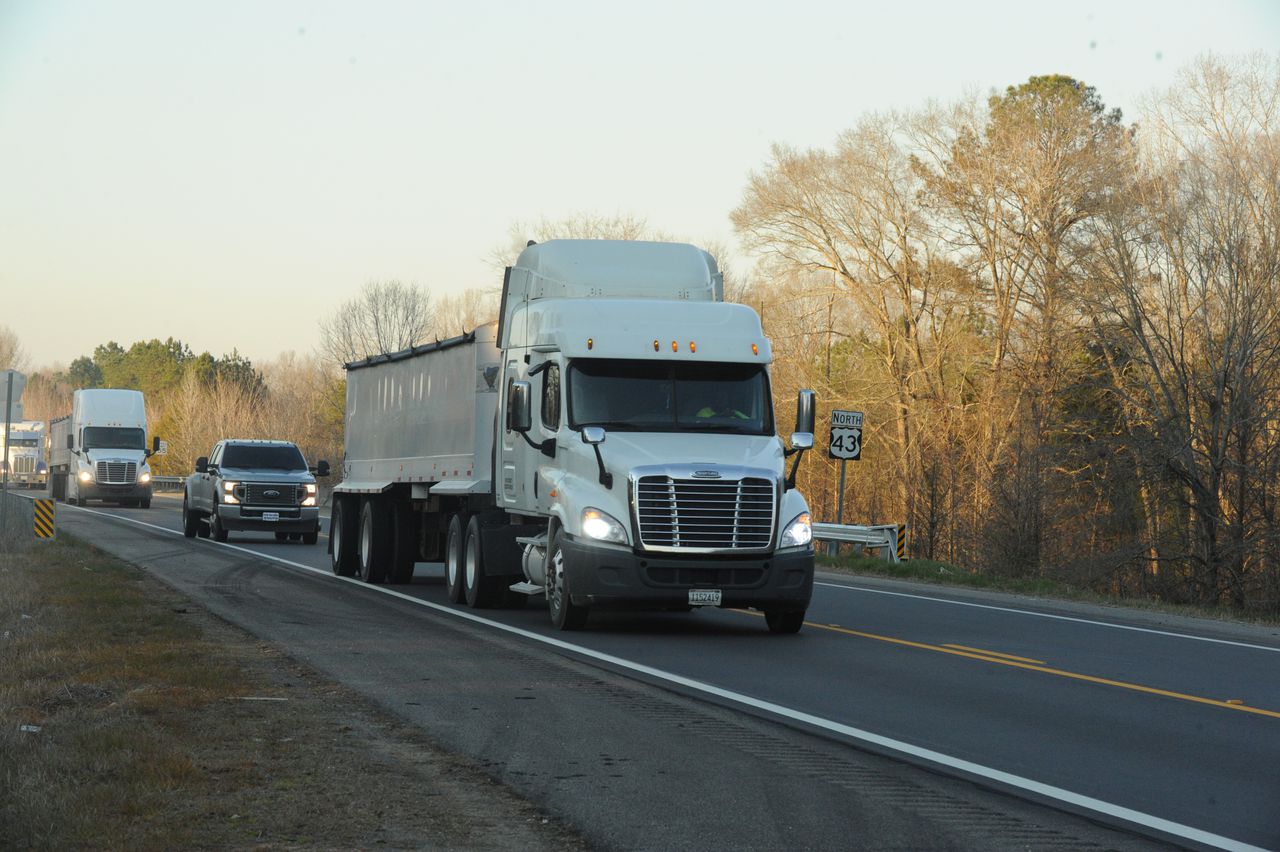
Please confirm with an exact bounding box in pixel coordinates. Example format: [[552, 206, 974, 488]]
[[827, 410, 863, 554], [1, 371, 14, 533]]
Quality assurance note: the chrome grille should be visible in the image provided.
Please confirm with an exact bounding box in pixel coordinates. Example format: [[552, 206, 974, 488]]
[[242, 483, 299, 505], [96, 461, 137, 484], [635, 475, 775, 551], [14, 457, 35, 474]]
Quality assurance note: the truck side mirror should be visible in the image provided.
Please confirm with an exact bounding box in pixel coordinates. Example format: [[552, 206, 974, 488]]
[[507, 380, 532, 433], [581, 426, 606, 445], [152, 436, 161, 454], [195, 456, 208, 474], [789, 432, 814, 451], [315, 460, 331, 477], [795, 389, 816, 435]]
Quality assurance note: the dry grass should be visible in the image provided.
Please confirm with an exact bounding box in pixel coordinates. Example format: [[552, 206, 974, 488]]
[[0, 535, 587, 850]]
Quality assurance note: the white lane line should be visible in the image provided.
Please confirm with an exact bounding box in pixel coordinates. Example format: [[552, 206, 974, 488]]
[[817, 581, 1280, 654], [65, 504, 1266, 852]]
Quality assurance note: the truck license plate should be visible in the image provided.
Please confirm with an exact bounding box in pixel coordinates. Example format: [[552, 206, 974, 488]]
[[688, 589, 722, 607], [262, 512, 280, 522]]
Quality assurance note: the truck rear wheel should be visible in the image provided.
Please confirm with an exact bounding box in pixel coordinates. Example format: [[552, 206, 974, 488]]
[[445, 513, 468, 603], [385, 501, 417, 584], [547, 530, 588, 630], [358, 498, 388, 584], [330, 498, 359, 576], [462, 515, 500, 608]]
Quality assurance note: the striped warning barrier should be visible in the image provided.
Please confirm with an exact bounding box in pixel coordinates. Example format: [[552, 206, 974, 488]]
[[33, 498, 55, 540], [896, 523, 907, 561]]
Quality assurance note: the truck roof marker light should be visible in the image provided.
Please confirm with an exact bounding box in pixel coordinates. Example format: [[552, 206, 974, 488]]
[[587, 338, 593, 350], [689, 341, 696, 353], [653, 340, 660, 352], [752, 343, 759, 356], [671, 341, 678, 352]]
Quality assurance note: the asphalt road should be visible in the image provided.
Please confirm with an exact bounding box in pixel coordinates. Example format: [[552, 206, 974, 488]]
[[35, 492, 1280, 850]]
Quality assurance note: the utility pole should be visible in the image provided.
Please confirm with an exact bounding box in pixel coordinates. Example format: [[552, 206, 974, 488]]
[[1, 371, 12, 534]]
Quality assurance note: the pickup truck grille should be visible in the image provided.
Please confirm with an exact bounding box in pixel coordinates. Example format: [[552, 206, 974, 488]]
[[241, 483, 300, 505], [635, 475, 775, 552], [96, 461, 137, 484]]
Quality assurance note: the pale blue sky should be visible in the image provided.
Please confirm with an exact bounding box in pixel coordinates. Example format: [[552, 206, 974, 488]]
[[2, 0, 1278, 369]]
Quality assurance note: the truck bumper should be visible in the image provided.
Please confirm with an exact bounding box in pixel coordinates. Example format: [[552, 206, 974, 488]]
[[215, 504, 320, 533], [79, 483, 152, 503], [560, 535, 814, 612]]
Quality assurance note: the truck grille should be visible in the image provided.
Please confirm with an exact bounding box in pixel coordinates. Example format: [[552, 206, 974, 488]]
[[635, 475, 775, 551], [96, 461, 137, 484], [241, 483, 300, 505], [14, 457, 35, 474]]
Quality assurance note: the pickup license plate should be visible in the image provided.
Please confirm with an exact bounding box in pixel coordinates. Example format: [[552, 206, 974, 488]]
[[262, 512, 280, 522], [688, 589, 722, 607]]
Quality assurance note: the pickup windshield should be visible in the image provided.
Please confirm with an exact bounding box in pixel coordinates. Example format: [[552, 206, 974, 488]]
[[83, 427, 145, 450], [221, 445, 307, 471], [567, 360, 773, 435]]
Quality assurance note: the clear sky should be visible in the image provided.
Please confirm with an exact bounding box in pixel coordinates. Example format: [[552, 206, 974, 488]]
[[2, 0, 1278, 370]]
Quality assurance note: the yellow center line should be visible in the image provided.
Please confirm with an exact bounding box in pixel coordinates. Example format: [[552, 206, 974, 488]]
[[731, 610, 1280, 720], [942, 644, 1045, 664]]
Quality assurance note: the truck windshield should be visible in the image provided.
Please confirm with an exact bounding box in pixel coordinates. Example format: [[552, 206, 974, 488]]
[[567, 360, 773, 435], [83, 427, 145, 450], [221, 445, 307, 470]]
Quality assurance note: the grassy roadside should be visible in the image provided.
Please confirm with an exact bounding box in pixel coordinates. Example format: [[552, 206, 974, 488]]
[[0, 534, 587, 850], [817, 551, 1280, 627]]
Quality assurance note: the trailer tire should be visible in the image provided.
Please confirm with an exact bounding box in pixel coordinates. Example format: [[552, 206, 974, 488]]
[[764, 610, 805, 634], [445, 513, 468, 603], [547, 530, 588, 631], [463, 515, 500, 608], [358, 498, 388, 584], [330, 498, 359, 576], [386, 501, 417, 584]]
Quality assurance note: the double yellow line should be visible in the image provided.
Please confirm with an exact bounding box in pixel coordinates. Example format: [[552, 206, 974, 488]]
[[738, 612, 1280, 720]]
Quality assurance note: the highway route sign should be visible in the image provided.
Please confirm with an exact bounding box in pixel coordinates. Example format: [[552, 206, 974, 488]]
[[829, 409, 863, 460]]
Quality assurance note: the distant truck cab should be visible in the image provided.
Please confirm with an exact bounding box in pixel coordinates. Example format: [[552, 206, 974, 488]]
[[48, 389, 162, 507]]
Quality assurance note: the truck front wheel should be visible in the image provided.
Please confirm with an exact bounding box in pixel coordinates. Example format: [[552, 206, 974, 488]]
[[330, 499, 359, 576], [462, 515, 501, 608], [358, 499, 388, 584], [547, 531, 588, 631], [765, 610, 805, 634]]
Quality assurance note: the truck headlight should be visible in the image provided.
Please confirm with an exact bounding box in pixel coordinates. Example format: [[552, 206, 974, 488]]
[[301, 483, 317, 507], [581, 508, 628, 545], [78, 470, 93, 483], [222, 481, 240, 504], [139, 472, 152, 484], [780, 512, 812, 548]]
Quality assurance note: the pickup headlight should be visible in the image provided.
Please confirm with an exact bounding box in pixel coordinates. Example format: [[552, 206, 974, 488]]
[[78, 470, 93, 483], [221, 481, 240, 504], [581, 507, 628, 545], [301, 482, 317, 507], [780, 512, 812, 548]]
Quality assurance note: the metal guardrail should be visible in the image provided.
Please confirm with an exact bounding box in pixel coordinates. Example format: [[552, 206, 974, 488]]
[[812, 522, 905, 563], [150, 476, 185, 492]]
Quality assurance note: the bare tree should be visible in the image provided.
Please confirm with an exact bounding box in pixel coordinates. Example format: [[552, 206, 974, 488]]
[[319, 281, 435, 369], [0, 325, 28, 372]]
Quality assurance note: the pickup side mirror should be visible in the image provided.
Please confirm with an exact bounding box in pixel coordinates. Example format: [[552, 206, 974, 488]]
[[314, 459, 331, 477], [195, 456, 208, 474], [506, 380, 532, 433]]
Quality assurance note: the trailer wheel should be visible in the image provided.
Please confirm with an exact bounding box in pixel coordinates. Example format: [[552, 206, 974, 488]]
[[358, 498, 388, 584], [385, 501, 417, 584], [463, 515, 500, 608], [764, 610, 805, 634], [330, 498, 358, 576], [182, 495, 199, 538], [547, 530, 588, 631], [445, 513, 468, 603]]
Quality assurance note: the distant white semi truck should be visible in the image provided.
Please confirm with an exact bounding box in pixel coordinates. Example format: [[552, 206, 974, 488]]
[[2, 420, 47, 487], [330, 239, 818, 632], [49, 389, 163, 507]]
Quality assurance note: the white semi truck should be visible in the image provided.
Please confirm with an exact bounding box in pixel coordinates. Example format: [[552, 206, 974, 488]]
[[330, 240, 817, 632], [2, 420, 48, 487], [49, 389, 162, 507]]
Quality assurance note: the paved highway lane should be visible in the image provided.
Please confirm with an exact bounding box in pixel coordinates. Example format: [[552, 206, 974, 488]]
[[56, 495, 1278, 850]]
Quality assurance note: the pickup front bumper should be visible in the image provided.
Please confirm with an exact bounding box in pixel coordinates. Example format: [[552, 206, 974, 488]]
[[559, 535, 814, 612], [215, 503, 320, 533]]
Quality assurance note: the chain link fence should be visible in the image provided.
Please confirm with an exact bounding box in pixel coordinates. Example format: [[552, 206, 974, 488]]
[[1, 489, 37, 553]]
